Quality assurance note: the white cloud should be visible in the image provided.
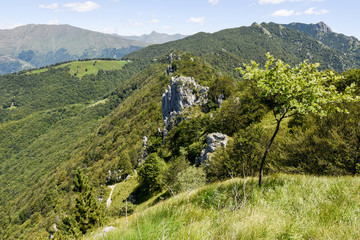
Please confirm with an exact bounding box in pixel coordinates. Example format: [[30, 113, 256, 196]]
[[39, 3, 59, 10], [63, 1, 100, 12], [208, 0, 219, 5], [47, 19, 60, 25], [148, 18, 160, 24], [304, 7, 329, 15], [128, 19, 143, 27], [259, 0, 301, 4], [163, 26, 172, 31], [188, 17, 205, 25], [100, 27, 116, 34], [271, 9, 295, 16], [0, 23, 23, 30], [271, 7, 328, 17]]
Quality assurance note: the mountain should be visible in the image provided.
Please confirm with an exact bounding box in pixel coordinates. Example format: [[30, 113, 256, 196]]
[[124, 22, 359, 74], [282, 22, 360, 64], [0, 24, 149, 74], [119, 31, 187, 44], [2, 22, 360, 239]]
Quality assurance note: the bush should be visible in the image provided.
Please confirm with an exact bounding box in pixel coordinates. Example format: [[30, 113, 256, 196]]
[[207, 125, 262, 181]]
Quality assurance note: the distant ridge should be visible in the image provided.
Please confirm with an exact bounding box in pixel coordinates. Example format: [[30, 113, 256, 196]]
[[282, 22, 360, 55], [0, 24, 149, 74], [125, 22, 359, 74], [119, 31, 187, 44]]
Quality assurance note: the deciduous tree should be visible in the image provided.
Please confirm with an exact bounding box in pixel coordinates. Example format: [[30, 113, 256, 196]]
[[239, 53, 359, 186]]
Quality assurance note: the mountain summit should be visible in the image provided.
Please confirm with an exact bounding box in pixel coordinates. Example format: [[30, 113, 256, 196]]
[[283, 22, 333, 36], [282, 22, 360, 55]]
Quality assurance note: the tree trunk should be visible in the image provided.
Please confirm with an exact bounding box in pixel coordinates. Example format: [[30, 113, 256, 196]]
[[258, 116, 283, 187]]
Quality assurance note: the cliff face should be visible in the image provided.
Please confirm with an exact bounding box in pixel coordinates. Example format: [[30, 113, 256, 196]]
[[161, 76, 208, 135]]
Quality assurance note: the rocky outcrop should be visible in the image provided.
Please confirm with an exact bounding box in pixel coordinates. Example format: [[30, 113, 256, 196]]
[[196, 132, 229, 165], [161, 76, 208, 136], [314, 21, 333, 33]]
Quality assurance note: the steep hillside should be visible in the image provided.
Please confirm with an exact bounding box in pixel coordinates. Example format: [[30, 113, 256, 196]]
[[1, 49, 360, 238], [124, 22, 358, 74], [0, 24, 149, 74]]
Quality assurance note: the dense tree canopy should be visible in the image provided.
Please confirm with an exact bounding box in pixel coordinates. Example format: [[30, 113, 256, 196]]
[[239, 53, 359, 185]]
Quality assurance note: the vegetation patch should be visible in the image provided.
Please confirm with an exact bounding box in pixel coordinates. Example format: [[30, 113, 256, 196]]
[[86, 174, 360, 240]]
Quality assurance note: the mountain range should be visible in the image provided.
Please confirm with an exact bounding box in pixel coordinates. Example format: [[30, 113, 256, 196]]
[[125, 22, 360, 74], [119, 31, 187, 44], [1, 21, 360, 239], [0, 24, 185, 74]]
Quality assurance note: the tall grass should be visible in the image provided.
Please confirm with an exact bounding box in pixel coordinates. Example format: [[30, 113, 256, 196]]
[[86, 174, 360, 239]]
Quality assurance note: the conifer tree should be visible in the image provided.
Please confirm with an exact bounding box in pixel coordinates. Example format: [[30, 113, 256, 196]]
[[60, 168, 103, 237]]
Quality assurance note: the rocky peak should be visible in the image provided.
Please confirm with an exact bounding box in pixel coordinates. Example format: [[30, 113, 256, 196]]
[[314, 21, 332, 33], [161, 76, 208, 136]]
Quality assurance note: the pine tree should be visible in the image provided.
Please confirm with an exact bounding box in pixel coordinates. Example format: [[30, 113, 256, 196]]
[[60, 168, 103, 237]]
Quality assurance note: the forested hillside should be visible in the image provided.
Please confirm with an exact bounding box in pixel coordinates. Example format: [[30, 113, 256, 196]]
[[125, 22, 359, 75], [1, 22, 360, 239]]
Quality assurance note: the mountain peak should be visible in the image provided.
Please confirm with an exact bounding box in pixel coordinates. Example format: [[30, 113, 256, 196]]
[[314, 21, 332, 33]]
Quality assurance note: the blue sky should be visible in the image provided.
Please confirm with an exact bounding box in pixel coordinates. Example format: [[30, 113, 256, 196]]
[[0, 0, 359, 39]]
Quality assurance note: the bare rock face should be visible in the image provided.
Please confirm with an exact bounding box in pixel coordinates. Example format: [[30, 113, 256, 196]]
[[161, 76, 208, 136], [196, 132, 229, 165]]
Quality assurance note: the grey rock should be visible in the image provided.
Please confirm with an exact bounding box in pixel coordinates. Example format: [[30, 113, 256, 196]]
[[216, 94, 224, 108], [161, 76, 208, 135], [142, 136, 148, 149], [196, 132, 229, 165], [128, 194, 136, 204]]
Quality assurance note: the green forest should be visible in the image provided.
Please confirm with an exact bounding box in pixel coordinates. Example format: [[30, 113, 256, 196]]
[[1, 22, 360, 239]]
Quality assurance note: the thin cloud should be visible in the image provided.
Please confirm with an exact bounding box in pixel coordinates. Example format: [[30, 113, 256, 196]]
[[271, 7, 328, 17], [271, 9, 295, 16], [148, 18, 160, 24], [188, 17, 205, 25], [63, 1, 100, 12], [208, 0, 219, 5], [163, 26, 172, 31], [259, 0, 324, 4], [259, 0, 301, 4], [128, 19, 143, 27], [304, 7, 329, 15], [0, 23, 23, 30], [47, 19, 60, 25], [39, 3, 59, 10]]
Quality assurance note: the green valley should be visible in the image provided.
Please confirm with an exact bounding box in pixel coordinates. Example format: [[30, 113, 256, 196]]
[[1, 22, 360, 239]]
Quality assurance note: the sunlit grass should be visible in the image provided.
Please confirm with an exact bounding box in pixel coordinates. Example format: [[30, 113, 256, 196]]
[[85, 174, 360, 240], [26, 60, 127, 78], [65, 60, 127, 78]]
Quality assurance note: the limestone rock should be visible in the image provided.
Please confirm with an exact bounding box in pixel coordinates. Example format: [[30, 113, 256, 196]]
[[161, 76, 208, 136], [196, 132, 229, 165]]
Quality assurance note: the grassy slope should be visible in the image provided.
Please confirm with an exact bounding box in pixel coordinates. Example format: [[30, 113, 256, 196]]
[[28, 60, 128, 78], [87, 174, 360, 240]]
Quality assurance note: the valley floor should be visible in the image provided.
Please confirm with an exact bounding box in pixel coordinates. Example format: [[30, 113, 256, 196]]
[[84, 174, 360, 240]]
